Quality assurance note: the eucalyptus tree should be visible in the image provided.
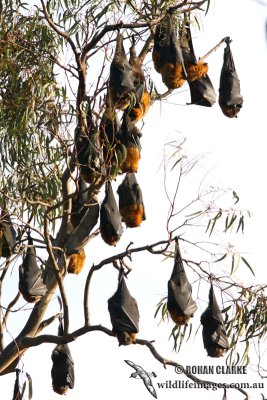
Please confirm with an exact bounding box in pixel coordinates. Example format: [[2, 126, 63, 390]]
[[0, 0, 266, 398]]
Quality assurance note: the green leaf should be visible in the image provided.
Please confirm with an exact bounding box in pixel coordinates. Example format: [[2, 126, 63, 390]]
[[214, 253, 228, 263], [185, 210, 203, 218], [241, 256, 255, 277], [205, 0, 211, 16]]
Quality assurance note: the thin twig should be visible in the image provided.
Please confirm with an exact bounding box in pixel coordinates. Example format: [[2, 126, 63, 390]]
[[83, 239, 173, 326], [199, 36, 229, 61]]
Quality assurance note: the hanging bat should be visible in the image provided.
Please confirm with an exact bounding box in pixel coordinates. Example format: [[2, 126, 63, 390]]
[[118, 113, 142, 173], [180, 19, 208, 83], [153, 16, 186, 89], [100, 181, 123, 246], [167, 241, 197, 325], [219, 38, 243, 118], [200, 284, 229, 357], [51, 317, 75, 395], [99, 106, 123, 179], [108, 270, 139, 345], [67, 248, 86, 275], [19, 235, 47, 303], [117, 173, 146, 228], [128, 37, 150, 123], [188, 75, 216, 107], [71, 177, 89, 229], [152, 21, 166, 73], [75, 124, 102, 185], [0, 210, 16, 258], [108, 32, 135, 111]]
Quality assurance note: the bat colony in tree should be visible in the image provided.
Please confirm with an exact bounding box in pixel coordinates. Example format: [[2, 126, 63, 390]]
[[1, 9, 244, 397]]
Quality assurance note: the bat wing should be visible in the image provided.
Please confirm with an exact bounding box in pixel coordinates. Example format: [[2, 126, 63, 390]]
[[71, 178, 89, 228], [75, 128, 102, 184], [210, 323, 229, 349], [100, 182, 123, 245], [0, 211, 16, 257], [19, 237, 46, 301], [188, 75, 217, 107], [208, 284, 224, 324], [110, 33, 135, 96], [201, 285, 229, 351], [100, 107, 120, 150], [219, 43, 243, 107], [117, 173, 146, 226], [161, 17, 183, 66], [152, 22, 166, 72], [51, 344, 75, 390], [117, 173, 144, 209], [110, 60, 135, 94], [167, 245, 197, 316], [167, 277, 197, 316], [119, 114, 142, 149], [201, 312, 229, 351], [108, 276, 139, 333]]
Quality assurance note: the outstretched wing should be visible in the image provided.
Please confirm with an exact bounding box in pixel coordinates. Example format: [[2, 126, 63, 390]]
[[143, 378, 157, 399], [124, 359, 143, 372]]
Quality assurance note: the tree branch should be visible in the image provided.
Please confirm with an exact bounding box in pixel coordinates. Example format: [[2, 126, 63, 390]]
[[44, 214, 69, 335], [199, 36, 229, 61], [83, 239, 173, 326], [19, 325, 249, 399]]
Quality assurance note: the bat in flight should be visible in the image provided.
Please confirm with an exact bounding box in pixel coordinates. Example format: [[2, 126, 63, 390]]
[[51, 317, 75, 395], [100, 181, 123, 246], [19, 235, 47, 303], [117, 173, 145, 228], [219, 37, 243, 118], [167, 241, 197, 325], [201, 283, 229, 357], [108, 269, 139, 345]]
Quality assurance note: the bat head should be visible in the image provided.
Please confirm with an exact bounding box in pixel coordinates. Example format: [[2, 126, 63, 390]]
[[206, 344, 226, 358], [219, 103, 242, 118], [169, 309, 192, 326], [117, 331, 137, 346], [52, 384, 69, 395]]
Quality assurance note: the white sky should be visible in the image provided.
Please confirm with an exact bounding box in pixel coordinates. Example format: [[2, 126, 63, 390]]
[[1, 0, 267, 399]]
